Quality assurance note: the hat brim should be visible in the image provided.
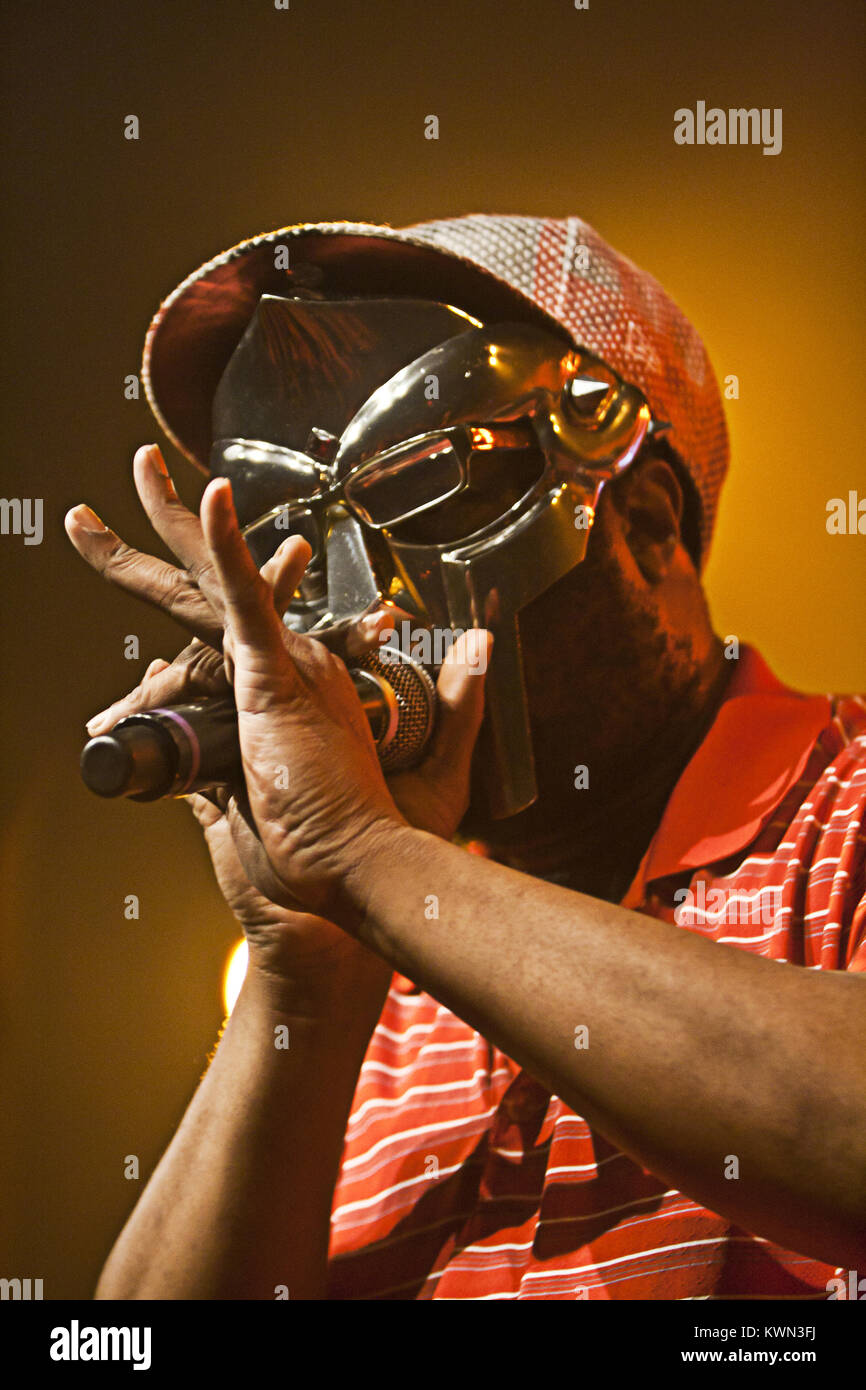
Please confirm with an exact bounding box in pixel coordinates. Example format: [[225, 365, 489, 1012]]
[[143, 221, 569, 472]]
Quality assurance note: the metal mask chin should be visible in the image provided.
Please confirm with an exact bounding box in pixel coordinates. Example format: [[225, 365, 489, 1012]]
[[209, 293, 654, 820]]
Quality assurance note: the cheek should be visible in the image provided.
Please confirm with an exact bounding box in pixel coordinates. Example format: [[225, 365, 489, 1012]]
[[516, 570, 611, 722]]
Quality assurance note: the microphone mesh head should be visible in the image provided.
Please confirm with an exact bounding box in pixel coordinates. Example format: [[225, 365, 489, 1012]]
[[359, 645, 437, 771]]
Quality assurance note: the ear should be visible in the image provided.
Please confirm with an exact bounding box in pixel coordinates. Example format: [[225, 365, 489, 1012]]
[[611, 454, 684, 584]]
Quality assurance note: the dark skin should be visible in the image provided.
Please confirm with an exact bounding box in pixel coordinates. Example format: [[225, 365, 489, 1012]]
[[458, 451, 734, 899], [65, 443, 865, 1298]]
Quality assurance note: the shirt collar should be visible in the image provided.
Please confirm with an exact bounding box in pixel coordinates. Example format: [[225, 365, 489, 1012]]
[[621, 644, 832, 908]]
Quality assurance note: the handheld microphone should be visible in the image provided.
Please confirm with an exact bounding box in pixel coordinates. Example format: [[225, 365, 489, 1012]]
[[80, 646, 437, 801]]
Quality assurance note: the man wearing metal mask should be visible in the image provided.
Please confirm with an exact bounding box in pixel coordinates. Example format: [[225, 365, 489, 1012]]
[[67, 215, 866, 1300]]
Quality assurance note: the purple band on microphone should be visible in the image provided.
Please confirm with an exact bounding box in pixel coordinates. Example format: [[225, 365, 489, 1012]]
[[152, 707, 200, 791]]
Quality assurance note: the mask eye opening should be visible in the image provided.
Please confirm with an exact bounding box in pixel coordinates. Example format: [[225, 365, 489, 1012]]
[[384, 442, 548, 547]]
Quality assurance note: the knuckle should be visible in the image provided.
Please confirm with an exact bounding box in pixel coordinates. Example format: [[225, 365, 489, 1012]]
[[114, 683, 144, 714], [101, 540, 135, 580], [188, 643, 223, 682], [173, 642, 224, 696], [188, 556, 216, 590], [168, 568, 197, 606]]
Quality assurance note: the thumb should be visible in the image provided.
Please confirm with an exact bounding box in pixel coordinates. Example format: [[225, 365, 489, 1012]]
[[422, 628, 493, 789]]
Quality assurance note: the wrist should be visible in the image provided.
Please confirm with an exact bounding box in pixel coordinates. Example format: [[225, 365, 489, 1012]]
[[243, 932, 392, 1030], [340, 817, 430, 947]]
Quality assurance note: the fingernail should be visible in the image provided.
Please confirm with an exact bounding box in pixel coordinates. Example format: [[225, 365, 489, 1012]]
[[139, 444, 178, 497], [86, 713, 110, 734], [68, 503, 107, 533], [148, 445, 168, 476], [148, 447, 176, 492], [360, 613, 386, 638], [208, 477, 233, 505]]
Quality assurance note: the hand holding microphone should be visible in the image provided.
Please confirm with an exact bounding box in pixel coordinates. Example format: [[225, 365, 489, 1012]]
[[74, 474, 438, 802], [79, 641, 437, 801], [68, 439, 418, 799], [65, 445, 492, 926]]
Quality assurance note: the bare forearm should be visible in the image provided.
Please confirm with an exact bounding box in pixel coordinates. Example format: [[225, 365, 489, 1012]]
[[95, 963, 386, 1300], [351, 825, 866, 1266]]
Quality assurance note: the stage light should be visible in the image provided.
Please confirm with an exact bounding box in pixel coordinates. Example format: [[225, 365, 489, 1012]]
[[223, 938, 248, 1016]]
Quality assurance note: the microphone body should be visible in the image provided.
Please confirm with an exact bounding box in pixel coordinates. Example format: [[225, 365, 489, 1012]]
[[80, 646, 437, 801]]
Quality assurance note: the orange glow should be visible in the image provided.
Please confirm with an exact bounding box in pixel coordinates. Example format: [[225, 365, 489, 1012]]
[[470, 424, 535, 450], [471, 427, 496, 448]]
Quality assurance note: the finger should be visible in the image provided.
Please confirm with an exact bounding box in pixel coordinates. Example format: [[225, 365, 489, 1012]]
[[259, 534, 314, 616], [346, 601, 422, 661], [303, 599, 416, 665], [144, 657, 171, 679], [85, 640, 227, 734], [419, 629, 493, 785], [184, 789, 227, 827], [132, 445, 226, 616], [200, 479, 302, 684], [347, 609, 393, 659], [311, 607, 394, 664], [65, 503, 222, 645]]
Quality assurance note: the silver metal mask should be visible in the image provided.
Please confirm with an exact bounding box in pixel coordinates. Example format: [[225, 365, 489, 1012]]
[[209, 294, 657, 818]]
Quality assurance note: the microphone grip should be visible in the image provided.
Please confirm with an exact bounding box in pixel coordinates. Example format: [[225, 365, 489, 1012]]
[[80, 652, 436, 801], [81, 697, 243, 801]]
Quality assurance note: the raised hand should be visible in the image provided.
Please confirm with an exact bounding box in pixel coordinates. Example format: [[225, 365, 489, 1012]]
[[66, 445, 492, 942]]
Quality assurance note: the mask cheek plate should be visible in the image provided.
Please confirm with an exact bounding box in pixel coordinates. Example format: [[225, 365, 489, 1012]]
[[415, 478, 600, 820]]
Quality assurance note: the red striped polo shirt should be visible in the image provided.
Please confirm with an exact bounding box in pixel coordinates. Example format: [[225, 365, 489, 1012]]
[[326, 646, 866, 1299]]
